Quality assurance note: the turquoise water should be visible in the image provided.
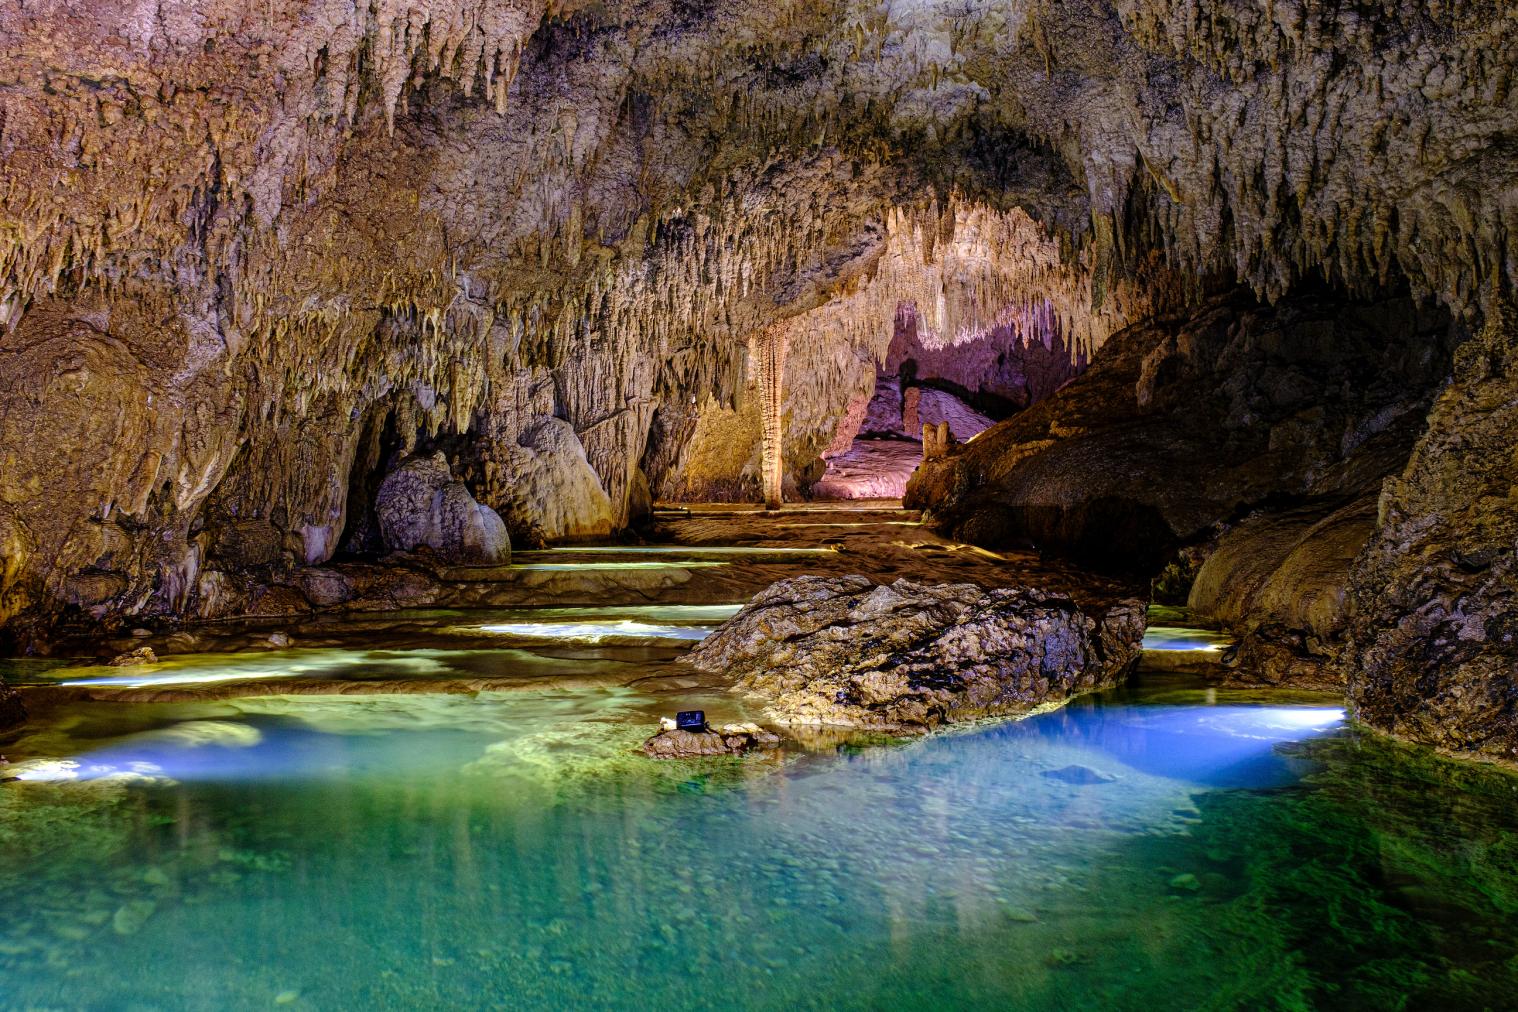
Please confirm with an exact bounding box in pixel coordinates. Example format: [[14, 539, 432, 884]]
[[4, 673, 1517, 1009]]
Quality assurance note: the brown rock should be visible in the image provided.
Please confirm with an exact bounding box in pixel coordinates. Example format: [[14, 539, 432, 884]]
[[375, 453, 510, 566], [640, 724, 781, 759], [110, 646, 158, 666], [1343, 302, 1518, 763], [684, 575, 1143, 731]]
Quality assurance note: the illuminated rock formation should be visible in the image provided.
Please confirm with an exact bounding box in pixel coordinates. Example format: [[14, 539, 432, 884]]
[[685, 574, 1144, 731], [375, 452, 511, 564]]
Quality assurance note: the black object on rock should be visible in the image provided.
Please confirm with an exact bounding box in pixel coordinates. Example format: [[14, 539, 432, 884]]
[[676, 710, 707, 731]]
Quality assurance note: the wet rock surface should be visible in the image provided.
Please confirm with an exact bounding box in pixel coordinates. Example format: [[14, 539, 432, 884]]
[[1185, 497, 1377, 691], [685, 575, 1144, 731], [640, 723, 782, 759]]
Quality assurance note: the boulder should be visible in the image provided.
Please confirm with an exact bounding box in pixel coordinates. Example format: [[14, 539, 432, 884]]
[[487, 417, 615, 542], [684, 575, 1143, 731], [1186, 496, 1376, 689], [375, 453, 510, 565]]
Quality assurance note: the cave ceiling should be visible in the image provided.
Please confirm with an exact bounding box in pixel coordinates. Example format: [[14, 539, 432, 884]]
[[0, 0, 1514, 631]]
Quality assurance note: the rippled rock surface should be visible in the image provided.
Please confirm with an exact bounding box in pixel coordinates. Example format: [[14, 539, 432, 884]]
[[685, 575, 1144, 731]]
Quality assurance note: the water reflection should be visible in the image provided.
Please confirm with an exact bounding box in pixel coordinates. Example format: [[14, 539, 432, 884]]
[[1141, 625, 1233, 652], [518, 546, 837, 557]]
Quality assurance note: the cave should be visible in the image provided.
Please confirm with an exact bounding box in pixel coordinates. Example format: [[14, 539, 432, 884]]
[[1, 1, 1516, 1006]]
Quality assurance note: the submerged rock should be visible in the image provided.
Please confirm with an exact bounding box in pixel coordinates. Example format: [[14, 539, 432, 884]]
[[1042, 765, 1117, 785], [109, 646, 158, 666], [111, 900, 156, 936], [684, 575, 1143, 731], [375, 453, 510, 566]]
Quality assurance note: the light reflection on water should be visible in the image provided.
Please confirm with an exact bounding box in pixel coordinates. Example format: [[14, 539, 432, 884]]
[[1141, 625, 1233, 652], [474, 619, 716, 642], [518, 546, 837, 556], [464, 603, 742, 644], [0, 679, 1344, 1008], [21, 605, 743, 690], [507, 560, 730, 571]]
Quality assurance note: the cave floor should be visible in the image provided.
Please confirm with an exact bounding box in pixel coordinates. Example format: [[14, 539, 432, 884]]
[[8, 503, 1132, 710]]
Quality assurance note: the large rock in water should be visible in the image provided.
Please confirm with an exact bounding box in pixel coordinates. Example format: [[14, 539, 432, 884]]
[[375, 453, 510, 565], [684, 575, 1144, 731]]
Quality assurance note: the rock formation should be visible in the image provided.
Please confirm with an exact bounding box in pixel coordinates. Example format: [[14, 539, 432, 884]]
[[640, 722, 782, 759], [908, 289, 1460, 688], [482, 417, 616, 543], [1343, 302, 1518, 763], [1186, 498, 1377, 690], [375, 453, 510, 565], [684, 575, 1144, 731], [908, 291, 1457, 568]]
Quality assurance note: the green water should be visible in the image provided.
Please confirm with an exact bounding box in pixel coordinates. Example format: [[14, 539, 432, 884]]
[[2, 675, 1517, 1010]]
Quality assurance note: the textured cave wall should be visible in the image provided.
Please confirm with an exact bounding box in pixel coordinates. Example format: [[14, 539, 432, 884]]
[[0, 0, 1514, 663], [886, 301, 1086, 417], [1343, 302, 1518, 763]]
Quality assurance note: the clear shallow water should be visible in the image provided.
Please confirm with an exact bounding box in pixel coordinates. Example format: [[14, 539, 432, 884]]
[[4, 605, 743, 690], [4, 676, 1517, 1009]]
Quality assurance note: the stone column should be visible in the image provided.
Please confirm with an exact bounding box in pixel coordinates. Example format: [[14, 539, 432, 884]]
[[753, 329, 788, 509]]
